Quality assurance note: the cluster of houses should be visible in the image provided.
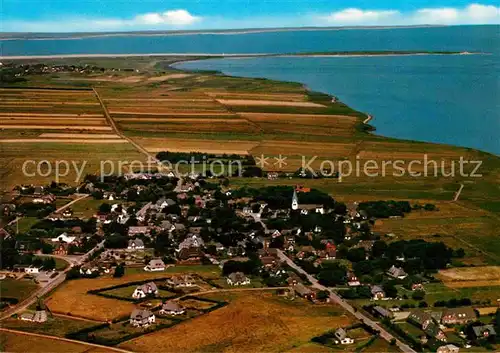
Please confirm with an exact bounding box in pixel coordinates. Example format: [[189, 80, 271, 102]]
[[407, 307, 495, 343]]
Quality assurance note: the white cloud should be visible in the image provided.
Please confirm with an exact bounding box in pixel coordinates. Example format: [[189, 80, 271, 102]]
[[135, 10, 200, 26], [322, 8, 400, 24], [2, 9, 201, 32], [318, 3, 500, 26]]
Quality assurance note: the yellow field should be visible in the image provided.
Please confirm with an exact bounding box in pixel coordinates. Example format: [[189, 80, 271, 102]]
[[0, 331, 113, 353], [438, 266, 500, 282], [119, 292, 352, 353], [46, 266, 220, 321], [133, 137, 259, 155]]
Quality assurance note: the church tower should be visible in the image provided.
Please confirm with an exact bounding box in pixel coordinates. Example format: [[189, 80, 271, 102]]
[[291, 189, 299, 210]]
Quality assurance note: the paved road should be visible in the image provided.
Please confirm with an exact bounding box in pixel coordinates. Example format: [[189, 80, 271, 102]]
[[0, 327, 134, 353], [276, 249, 416, 353]]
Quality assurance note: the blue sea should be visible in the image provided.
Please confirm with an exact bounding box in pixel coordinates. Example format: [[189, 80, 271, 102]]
[[2, 26, 499, 154]]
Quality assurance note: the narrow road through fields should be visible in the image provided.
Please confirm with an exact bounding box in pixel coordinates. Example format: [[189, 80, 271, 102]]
[[93, 87, 174, 174], [276, 249, 416, 353], [0, 328, 134, 353], [54, 193, 89, 213], [453, 183, 465, 201]]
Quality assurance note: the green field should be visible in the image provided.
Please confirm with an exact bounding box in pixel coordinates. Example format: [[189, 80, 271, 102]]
[[0, 279, 38, 303]]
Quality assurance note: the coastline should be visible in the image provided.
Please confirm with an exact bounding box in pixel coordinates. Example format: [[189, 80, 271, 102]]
[[0, 51, 483, 61], [0, 25, 450, 41]]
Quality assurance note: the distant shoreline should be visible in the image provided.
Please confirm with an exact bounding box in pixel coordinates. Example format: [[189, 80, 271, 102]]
[[0, 25, 452, 41], [0, 51, 483, 61]]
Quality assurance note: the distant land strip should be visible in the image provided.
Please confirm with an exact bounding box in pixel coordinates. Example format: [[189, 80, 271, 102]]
[[0, 25, 450, 41], [0, 50, 485, 61]]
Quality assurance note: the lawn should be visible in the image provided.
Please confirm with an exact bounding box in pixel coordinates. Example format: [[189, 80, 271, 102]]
[[119, 291, 353, 353], [14, 217, 40, 233], [69, 198, 117, 218], [0, 278, 38, 303], [35, 256, 69, 271]]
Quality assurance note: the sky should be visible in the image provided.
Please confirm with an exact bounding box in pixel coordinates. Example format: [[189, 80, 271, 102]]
[[2, 1, 499, 32]]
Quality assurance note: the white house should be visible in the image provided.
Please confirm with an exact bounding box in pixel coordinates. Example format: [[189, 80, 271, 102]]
[[132, 282, 158, 299], [387, 265, 408, 279], [127, 239, 145, 250], [334, 328, 354, 345], [130, 309, 155, 327], [227, 272, 250, 286], [50, 232, 76, 244], [144, 259, 166, 272]]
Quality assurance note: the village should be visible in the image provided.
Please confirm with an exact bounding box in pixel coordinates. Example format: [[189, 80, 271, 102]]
[[1, 169, 499, 353]]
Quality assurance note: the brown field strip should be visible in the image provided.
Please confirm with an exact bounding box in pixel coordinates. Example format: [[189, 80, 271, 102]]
[[0, 125, 113, 130], [217, 99, 326, 107], [110, 111, 236, 117], [133, 137, 259, 155], [108, 107, 228, 114], [0, 112, 103, 117], [0, 119, 106, 125], [106, 102, 225, 109], [0, 101, 99, 106], [114, 116, 238, 122], [118, 118, 248, 123], [206, 91, 307, 101], [443, 280, 500, 288], [39, 133, 123, 139], [0, 330, 110, 353], [239, 112, 358, 124], [104, 98, 213, 102], [121, 122, 260, 133], [437, 266, 500, 282], [0, 88, 93, 94], [254, 123, 354, 136], [0, 138, 128, 143]]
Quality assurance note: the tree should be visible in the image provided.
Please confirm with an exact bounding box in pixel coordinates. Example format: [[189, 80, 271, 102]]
[[383, 283, 398, 298], [114, 263, 125, 278], [99, 203, 112, 213], [412, 290, 425, 301], [42, 257, 56, 270], [317, 290, 330, 301], [347, 248, 366, 263]]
